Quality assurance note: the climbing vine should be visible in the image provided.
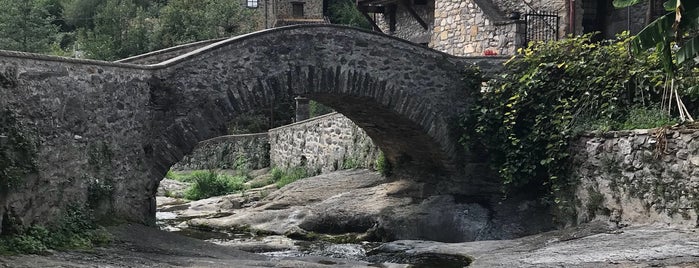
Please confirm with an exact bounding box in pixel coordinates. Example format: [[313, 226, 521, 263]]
[[0, 109, 37, 193], [461, 33, 696, 200]]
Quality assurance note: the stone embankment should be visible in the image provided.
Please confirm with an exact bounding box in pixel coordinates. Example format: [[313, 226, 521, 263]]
[[573, 128, 699, 228]]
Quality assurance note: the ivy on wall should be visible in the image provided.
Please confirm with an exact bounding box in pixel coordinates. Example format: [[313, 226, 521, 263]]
[[460, 33, 698, 203], [0, 109, 37, 193]]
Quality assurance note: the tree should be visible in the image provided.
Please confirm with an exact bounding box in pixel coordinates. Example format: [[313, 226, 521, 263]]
[[79, 0, 153, 60], [614, 0, 699, 121], [328, 0, 371, 29], [61, 0, 102, 29], [156, 0, 258, 48], [0, 0, 59, 53]]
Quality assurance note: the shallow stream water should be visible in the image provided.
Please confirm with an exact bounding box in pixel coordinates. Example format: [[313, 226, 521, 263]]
[[156, 212, 471, 267]]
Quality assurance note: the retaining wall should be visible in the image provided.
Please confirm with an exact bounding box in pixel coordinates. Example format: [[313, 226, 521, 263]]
[[572, 128, 699, 228], [171, 133, 269, 171]]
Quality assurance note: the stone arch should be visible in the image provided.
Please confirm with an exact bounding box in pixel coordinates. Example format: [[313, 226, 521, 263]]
[[145, 25, 476, 182]]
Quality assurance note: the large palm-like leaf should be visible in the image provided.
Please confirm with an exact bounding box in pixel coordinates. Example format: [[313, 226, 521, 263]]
[[617, 0, 699, 121], [630, 0, 699, 68]]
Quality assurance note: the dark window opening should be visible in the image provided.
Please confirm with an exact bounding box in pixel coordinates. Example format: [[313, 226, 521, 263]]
[[414, 0, 427, 5], [292, 2, 304, 18]]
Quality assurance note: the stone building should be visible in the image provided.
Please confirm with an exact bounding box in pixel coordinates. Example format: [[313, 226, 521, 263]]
[[357, 0, 664, 56], [245, 0, 327, 29]]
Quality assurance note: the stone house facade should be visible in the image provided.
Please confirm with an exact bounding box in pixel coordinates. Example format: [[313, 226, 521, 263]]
[[358, 0, 664, 56]]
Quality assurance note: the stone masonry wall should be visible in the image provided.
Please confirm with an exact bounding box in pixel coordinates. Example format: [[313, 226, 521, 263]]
[[431, 0, 522, 56], [171, 133, 270, 171], [572, 129, 699, 228], [269, 112, 380, 174], [376, 3, 435, 44], [0, 51, 154, 231], [430, 0, 568, 56], [274, 0, 323, 20]]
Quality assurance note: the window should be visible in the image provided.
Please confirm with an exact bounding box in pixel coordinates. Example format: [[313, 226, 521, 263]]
[[247, 0, 258, 8], [292, 2, 304, 18]]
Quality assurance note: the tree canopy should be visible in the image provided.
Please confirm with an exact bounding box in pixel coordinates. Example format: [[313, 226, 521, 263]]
[[0, 0, 259, 60]]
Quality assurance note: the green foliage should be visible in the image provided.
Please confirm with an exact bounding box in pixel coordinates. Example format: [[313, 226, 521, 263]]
[[0, 205, 112, 255], [0, 0, 59, 53], [183, 170, 247, 200], [309, 100, 334, 118], [247, 177, 274, 189], [227, 113, 270, 134], [341, 157, 360, 169], [620, 106, 677, 129], [79, 0, 154, 60], [623, 0, 699, 68], [327, 0, 371, 29], [233, 155, 251, 174], [0, 109, 37, 193], [270, 167, 308, 188], [156, 0, 258, 48], [375, 152, 391, 176], [461, 33, 678, 198], [62, 0, 103, 29], [165, 169, 189, 181]]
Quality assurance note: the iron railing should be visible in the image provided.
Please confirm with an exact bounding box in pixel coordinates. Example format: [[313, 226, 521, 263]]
[[524, 11, 559, 45]]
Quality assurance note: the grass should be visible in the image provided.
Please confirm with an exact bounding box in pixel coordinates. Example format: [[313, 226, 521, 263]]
[[619, 107, 677, 130], [0, 205, 112, 255], [270, 167, 309, 188], [181, 170, 248, 200], [247, 177, 275, 189]]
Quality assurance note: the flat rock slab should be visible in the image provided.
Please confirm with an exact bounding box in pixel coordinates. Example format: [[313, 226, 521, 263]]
[[372, 225, 699, 267], [0, 224, 372, 268]]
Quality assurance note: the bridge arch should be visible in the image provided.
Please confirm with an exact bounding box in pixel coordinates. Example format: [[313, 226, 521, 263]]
[[146, 25, 477, 180], [0, 25, 504, 226]]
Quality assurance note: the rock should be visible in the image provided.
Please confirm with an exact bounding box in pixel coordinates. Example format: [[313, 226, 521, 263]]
[[187, 169, 553, 242], [156, 196, 187, 207], [213, 235, 297, 253], [372, 225, 699, 268], [157, 178, 190, 198]]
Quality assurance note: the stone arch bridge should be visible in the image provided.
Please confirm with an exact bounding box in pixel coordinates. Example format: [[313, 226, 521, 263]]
[[0, 25, 502, 226]]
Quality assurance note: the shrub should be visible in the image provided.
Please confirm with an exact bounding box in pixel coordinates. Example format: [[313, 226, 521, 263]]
[[183, 171, 246, 200], [620, 106, 677, 130], [341, 157, 359, 169], [375, 152, 391, 176], [461, 32, 685, 200], [271, 167, 309, 188], [0, 205, 112, 255]]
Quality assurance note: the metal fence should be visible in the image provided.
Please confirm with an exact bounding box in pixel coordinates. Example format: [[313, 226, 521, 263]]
[[524, 11, 559, 45]]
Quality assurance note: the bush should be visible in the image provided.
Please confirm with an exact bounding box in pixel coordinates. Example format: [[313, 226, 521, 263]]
[[0, 205, 112, 255], [375, 152, 391, 176], [270, 167, 308, 188], [461, 32, 682, 200], [620, 107, 677, 130], [183, 171, 246, 200]]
